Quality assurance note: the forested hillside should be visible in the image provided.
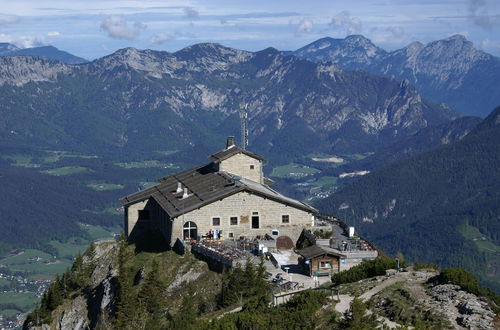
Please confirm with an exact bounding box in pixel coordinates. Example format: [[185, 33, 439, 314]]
[[316, 107, 500, 291]]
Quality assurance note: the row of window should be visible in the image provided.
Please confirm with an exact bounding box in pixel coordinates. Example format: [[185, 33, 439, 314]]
[[211, 215, 290, 226]]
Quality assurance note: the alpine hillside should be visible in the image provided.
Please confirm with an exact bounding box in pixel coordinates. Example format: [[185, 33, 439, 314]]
[[316, 106, 500, 291]]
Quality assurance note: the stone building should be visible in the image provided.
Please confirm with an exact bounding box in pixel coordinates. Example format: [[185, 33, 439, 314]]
[[120, 137, 318, 248]]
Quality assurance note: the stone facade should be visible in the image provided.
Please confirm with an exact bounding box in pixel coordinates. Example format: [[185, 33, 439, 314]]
[[125, 190, 314, 247], [170, 191, 314, 243], [121, 139, 318, 248], [218, 153, 263, 184]]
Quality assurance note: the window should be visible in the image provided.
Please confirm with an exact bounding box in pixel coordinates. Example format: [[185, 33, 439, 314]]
[[228, 232, 234, 238], [230, 216, 238, 225], [281, 215, 290, 224], [212, 217, 221, 226], [251, 215, 259, 228], [320, 261, 332, 269], [272, 229, 279, 236], [250, 165, 255, 169], [183, 221, 197, 240], [138, 210, 150, 220]]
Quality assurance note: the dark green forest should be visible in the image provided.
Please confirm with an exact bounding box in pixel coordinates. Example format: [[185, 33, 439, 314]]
[[316, 107, 500, 292]]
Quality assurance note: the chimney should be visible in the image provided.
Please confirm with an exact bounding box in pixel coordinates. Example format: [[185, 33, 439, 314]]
[[226, 136, 235, 149], [176, 182, 183, 193], [182, 187, 189, 199]]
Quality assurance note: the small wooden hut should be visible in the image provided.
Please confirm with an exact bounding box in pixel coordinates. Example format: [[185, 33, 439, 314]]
[[298, 245, 346, 277]]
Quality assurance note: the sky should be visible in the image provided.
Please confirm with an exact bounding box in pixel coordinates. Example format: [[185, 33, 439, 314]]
[[0, 0, 499, 60]]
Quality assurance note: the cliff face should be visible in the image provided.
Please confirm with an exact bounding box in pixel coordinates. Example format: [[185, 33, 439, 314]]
[[24, 239, 223, 330], [25, 239, 499, 329], [27, 241, 119, 330]]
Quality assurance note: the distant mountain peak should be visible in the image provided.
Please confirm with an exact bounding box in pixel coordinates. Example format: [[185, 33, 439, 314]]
[[292, 34, 385, 69], [0, 44, 88, 64], [293, 34, 499, 117], [0, 42, 20, 55], [445, 34, 467, 42], [344, 34, 372, 43]]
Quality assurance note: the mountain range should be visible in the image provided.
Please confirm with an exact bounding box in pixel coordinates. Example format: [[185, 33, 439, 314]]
[[291, 35, 500, 118], [316, 106, 500, 291], [0, 43, 457, 165], [0, 43, 88, 64]]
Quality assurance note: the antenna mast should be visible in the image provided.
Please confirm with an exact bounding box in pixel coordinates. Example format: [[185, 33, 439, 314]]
[[239, 103, 248, 150]]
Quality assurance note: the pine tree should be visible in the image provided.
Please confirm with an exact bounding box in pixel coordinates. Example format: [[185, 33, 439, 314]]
[[138, 260, 166, 329], [114, 235, 136, 329], [47, 275, 63, 310]]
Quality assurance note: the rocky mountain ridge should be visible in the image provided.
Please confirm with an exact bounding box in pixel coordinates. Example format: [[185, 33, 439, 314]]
[[292, 34, 500, 117], [0, 42, 456, 162], [0, 43, 88, 64]]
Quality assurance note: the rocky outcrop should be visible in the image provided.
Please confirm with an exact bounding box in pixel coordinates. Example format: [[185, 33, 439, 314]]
[[53, 241, 119, 330], [0, 56, 72, 86], [57, 296, 89, 330], [430, 284, 496, 330]]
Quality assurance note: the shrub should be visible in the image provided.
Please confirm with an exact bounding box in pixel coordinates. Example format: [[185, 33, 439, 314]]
[[332, 255, 396, 285]]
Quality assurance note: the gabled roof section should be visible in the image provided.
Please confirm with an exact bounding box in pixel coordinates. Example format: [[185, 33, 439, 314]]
[[298, 245, 346, 259], [209, 146, 266, 163], [119, 163, 317, 218]]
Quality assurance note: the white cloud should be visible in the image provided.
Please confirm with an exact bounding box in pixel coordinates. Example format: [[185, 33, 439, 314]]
[[329, 11, 362, 35], [296, 18, 313, 34], [100, 16, 146, 40], [151, 32, 173, 45], [387, 26, 405, 38], [0, 34, 46, 48], [0, 13, 19, 26], [184, 7, 199, 20], [47, 31, 60, 37]]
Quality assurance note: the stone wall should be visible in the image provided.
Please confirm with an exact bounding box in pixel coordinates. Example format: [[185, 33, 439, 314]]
[[125, 198, 172, 243], [171, 191, 314, 244], [219, 153, 263, 183]]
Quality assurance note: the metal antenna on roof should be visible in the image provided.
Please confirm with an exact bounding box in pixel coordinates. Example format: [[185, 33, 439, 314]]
[[239, 103, 248, 150]]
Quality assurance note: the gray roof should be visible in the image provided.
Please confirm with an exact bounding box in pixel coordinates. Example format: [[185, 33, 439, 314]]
[[298, 245, 346, 259], [119, 163, 317, 218], [209, 145, 266, 163]]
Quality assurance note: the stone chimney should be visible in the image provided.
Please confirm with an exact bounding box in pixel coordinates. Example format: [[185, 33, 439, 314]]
[[176, 182, 183, 193], [226, 136, 235, 149], [182, 187, 189, 199]]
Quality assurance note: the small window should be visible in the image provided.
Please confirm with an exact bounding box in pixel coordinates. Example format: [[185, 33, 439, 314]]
[[250, 165, 255, 170], [212, 217, 221, 226], [138, 210, 150, 220], [272, 229, 279, 236], [228, 232, 234, 238], [230, 216, 238, 225], [281, 215, 290, 224], [320, 261, 332, 269], [252, 211, 259, 215]]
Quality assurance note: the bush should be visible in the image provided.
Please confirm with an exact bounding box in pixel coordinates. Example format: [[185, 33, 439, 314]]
[[331, 255, 396, 285]]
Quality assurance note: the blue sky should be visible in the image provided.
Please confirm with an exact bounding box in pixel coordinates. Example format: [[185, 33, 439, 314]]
[[0, 0, 499, 59]]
